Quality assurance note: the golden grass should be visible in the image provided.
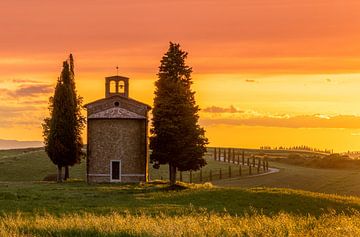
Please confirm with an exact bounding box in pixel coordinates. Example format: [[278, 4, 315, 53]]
[[1, 210, 360, 237]]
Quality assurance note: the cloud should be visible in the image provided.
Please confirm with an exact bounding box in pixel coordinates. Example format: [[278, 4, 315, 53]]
[[245, 79, 257, 83], [0, 83, 51, 129], [200, 114, 360, 129], [0, 88, 12, 97], [14, 84, 52, 97], [203, 105, 244, 114], [12, 79, 43, 84], [0, 84, 52, 98], [0, 105, 45, 128]]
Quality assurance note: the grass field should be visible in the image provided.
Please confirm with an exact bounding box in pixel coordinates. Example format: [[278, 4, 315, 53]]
[[2, 148, 360, 236], [2, 148, 360, 195], [269, 153, 360, 169], [214, 161, 360, 196], [1, 182, 360, 236], [0, 148, 249, 182]]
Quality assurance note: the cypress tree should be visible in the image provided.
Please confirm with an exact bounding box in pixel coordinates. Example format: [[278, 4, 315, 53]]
[[150, 42, 208, 186], [42, 54, 85, 182]]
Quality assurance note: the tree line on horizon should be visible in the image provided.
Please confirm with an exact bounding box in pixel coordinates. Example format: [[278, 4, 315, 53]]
[[259, 145, 332, 154]]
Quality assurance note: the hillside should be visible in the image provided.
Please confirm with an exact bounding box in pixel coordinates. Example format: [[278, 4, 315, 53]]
[[214, 161, 360, 196], [0, 148, 249, 182], [2, 148, 360, 196], [1, 149, 360, 235], [1, 182, 360, 236], [0, 139, 43, 150]]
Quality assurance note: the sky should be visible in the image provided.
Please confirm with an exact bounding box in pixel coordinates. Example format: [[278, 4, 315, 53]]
[[1, 0, 360, 152]]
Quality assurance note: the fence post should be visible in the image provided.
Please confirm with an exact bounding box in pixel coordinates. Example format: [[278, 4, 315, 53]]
[[180, 171, 183, 182], [190, 171, 192, 183], [160, 176, 163, 180], [218, 148, 221, 161], [214, 147, 217, 160], [210, 169, 212, 181], [225, 148, 228, 163], [226, 148, 229, 163], [266, 160, 269, 171], [200, 169, 203, 182], [239, 165, 242, 176], [232, 149, 235, 163], [247, 157, 250, 166], [219, 168, 222, 179], [242, 150, 245, 165], [226, 148, 231, 162], [249, 166, 252, 175], [229, 165, 232, 178], [263, 160, 266, 171], [223, 148, 227, 162], [252, 156, 256, 167], [229, 149, 232, 163], [257, 158, 260, 173]]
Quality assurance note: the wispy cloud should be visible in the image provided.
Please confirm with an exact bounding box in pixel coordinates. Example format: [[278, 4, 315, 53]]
[[245, 79, 257, 83], [203, 105, 244, 114], [12, 78, 43, 84], [13, 84, 52, 97], [200, 114, 360, 129], [0, 105, 45, 128], [0, 84, 52, 98]]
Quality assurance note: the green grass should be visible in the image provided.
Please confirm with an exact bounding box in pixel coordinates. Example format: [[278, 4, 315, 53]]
[[0, 149, 249, 182], [1, 182, 360, 236], [3, 148, 360, 196], [271, 153, 360, 169], [214, 161, 360, 196], [0, 147, 41, 159], [2, 209, 360, 236], [3, 148, 360, 236], [0, 149, 85, 181], [1, 182, 360, 217], [149, 152, 249, 182]]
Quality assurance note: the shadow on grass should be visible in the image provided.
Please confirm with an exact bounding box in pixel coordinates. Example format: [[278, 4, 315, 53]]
[[154, 187, 360, 217], [0, 181, 359, 217], [18, 228, 134, 237]]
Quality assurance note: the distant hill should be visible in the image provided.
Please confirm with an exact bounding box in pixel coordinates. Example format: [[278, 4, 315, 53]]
[[0, 139, 43, 150]]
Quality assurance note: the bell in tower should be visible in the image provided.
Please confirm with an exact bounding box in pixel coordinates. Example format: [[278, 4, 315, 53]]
[[105, 75, 129, 98]]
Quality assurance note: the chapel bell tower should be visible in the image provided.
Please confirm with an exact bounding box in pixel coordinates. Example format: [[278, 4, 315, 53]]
[[105, 75, 129, 98]]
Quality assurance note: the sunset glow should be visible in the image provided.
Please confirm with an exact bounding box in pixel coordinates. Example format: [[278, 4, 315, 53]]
[[1, 0, 360, 151]]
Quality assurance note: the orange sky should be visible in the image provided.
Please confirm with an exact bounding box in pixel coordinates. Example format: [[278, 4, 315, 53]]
[[1, 0, 360, 151]]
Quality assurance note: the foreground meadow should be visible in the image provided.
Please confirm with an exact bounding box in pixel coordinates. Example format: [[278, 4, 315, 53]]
[[2, 210, 360, 237], [1, 182, 360, 236], [2, 149, 360, 236]]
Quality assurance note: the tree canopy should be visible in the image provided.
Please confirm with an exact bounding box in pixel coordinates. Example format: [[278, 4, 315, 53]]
[[42, 54, 85, 182], [150, 42, 208, 185]]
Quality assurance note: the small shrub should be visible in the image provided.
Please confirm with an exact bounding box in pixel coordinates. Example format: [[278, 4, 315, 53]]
[[42, 174, 58, 181]]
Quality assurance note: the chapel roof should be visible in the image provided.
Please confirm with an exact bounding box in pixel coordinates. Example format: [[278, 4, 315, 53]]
[[88, 107, 146, 119], [84, 95, 151, 109]]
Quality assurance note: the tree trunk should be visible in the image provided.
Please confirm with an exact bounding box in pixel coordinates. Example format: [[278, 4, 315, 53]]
[[169, 163, 177, 186], [64, 166, 69, 181], [57, 165, 63, 183]]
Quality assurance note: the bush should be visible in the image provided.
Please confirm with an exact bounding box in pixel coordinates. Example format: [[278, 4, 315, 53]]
[[275, 153, 360, 169]]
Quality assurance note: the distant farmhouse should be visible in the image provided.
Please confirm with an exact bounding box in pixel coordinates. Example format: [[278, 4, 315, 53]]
[[85, 75, 151, 183]]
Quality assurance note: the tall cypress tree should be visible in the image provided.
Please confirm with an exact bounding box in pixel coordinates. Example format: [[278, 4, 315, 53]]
[[42, 54, 85, 182], [150, 42, 208, 185]]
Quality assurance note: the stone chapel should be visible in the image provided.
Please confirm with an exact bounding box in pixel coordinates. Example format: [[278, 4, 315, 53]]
[[85, 75, 151, 183]]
